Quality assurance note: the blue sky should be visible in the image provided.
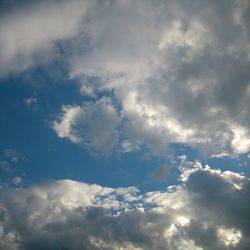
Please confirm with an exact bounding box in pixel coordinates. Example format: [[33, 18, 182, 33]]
[[0, 0, 250, 249]]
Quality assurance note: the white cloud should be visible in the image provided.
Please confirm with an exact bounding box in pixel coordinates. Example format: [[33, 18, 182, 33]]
[[52, 97, 121, 153], [0, 149, 26, 188], [24, 97, 37, 109], [52, 105, 82, 143], [70, 0, 250, 156], [231, 125, 250, 154], [0, 0, 89, 75], [11, 176, 22, 186], [158, 19, 212, 51], [217, 227, 242, 247]]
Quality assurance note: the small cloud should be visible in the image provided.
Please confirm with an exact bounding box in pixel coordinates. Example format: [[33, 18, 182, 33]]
[[4, 149, 19, 163], [12, 176, 22, 186], [80, 82, 96, 97], [24, 97, 37, 110], [120, 140, 140, 153], [0, 150, 26, 187], [52, 105, 82, 143], [217, 227, 242, 247], [210, 152, 238, 159], [52, 97, 121, 154], [0, 161, 12, 174]]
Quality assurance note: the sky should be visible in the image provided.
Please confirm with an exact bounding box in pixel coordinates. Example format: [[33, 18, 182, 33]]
[[0, 0, 250, 249]]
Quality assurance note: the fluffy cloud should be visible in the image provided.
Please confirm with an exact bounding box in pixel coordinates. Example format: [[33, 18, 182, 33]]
[[1, 162, 250, 249], [52, 97, 121, 153], [0, 0, 89, 75]]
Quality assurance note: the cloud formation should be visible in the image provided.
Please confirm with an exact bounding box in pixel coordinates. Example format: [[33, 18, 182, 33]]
[[1, 162, 250, 249], [47, 0, 250, 156], [52, 97, 121, 153], [0, 0, 89, 75]]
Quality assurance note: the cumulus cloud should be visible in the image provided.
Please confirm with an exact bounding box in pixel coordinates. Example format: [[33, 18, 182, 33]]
[[52, 97, 121, 153], [1, 162, 250, 249], [53, 0, 250, 156]]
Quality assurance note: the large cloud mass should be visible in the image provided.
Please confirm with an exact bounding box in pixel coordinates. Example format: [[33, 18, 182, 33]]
[[1, 163, 250, 249]]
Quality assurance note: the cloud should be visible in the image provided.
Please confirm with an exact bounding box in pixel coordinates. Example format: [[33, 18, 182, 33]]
[[44, 0, 250, 156], [0, 0, 89, 75], [11, 176, 22, 186], [0, 149, 25, 188], [1, 162, 250, 249], [52, 105, 82, 143], [52, 97, 121, 153], [24, 97, 37, 110], [3, 149, 19, 163]]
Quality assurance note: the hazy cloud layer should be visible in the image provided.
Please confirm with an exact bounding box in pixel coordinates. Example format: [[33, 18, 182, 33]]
[[1, 162, 250, 249]]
